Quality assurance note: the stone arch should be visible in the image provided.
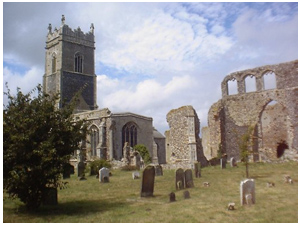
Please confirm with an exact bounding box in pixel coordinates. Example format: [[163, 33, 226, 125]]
[[227, 78, 238, 95], [256, 99, 289, 161], [262, 70, 276, 90], [244, 74, 256, 93]]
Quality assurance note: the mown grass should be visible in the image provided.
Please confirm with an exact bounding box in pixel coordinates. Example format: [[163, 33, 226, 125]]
[[3, 161, 298, 223]]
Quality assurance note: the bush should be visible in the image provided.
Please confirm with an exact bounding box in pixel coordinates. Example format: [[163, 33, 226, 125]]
[[86, 159, 112, 176], [134, 144, 151, 164]]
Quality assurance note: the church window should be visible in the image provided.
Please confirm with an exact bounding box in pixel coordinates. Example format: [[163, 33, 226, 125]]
[[122, 122, 137, 148], [52, 54, 56, 73], [75, 53, 83, 73], [90, 125, 99, 156]]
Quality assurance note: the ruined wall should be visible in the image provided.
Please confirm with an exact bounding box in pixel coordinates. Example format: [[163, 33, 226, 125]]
[[205, 60, 298, 162], [166, 105, 208, 168]]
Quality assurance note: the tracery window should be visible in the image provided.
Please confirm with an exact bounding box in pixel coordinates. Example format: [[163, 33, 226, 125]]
[[90, 125, 99, 156], [74, 53, 83, 73], [122, 122, 137, 148]]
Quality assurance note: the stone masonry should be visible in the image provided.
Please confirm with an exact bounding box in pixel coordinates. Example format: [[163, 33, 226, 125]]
[[165, 105, 208, 168], [203, 60, 298, 162]]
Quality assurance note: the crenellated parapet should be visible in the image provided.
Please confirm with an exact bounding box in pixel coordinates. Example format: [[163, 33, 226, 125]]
[[46, 15, 95, 49]]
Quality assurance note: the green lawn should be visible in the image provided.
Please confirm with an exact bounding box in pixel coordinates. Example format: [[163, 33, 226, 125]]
[[3, 161, 298, 223]]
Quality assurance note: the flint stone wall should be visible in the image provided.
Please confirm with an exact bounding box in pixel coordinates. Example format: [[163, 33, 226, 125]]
[[205, 60, 298, 162]]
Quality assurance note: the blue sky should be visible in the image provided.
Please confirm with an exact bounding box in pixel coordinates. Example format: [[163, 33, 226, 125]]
[[2, 2, 298, 134]]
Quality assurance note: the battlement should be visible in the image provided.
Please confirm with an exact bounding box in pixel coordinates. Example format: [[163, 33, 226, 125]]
[[46, 15, 95, 48]]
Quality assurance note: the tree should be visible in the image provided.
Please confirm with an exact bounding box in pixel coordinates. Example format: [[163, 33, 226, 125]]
[[3, 84, 88, 210], [134, 144, 152, 164], [239, 126, 254, 178]]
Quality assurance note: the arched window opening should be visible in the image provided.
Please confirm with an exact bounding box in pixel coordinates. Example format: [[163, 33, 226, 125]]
[[52, 55, 56, 73], [263, 71, 276, 90], [245, 74, 256, 93], [227, 79, 238, 95], [276, 140, 288, 158], [75, 53, 83, 73], [90, 125, 99, 156], [122, 122, 137, 148]]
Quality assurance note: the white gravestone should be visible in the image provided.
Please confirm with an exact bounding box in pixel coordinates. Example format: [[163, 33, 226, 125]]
[[99, 167, 110, 183], [240, 179, 255, 205]]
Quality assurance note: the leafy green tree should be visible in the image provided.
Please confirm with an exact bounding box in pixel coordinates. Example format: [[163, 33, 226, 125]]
[[3, 84, 88, 210], [134, 144, 151, 164], [239, 126, 254, 178]]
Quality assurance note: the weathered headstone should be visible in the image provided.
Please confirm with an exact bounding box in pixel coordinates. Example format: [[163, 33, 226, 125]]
[[63, 163, 72, 179], [185, 169, 194, 188], [77, 161, 85, 178], [132, 171, 140, 179], [183, 190, 190, 199], [240, 179, 255, 205], [221, 158, 227, 169], [169, 192, 176, 202], [141, 165, 155, 197], [230, 157, 237, 167], [42, 187, 58, 205], [175, 168, 185, 190], [155, 165, 163, 176], [99, 167, 110, 183], [194, 162, 201, 178]]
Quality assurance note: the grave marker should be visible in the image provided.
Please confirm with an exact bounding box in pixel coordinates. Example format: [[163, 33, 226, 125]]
[[183, 190, 190, 199], [240, 179, 255, 205], [185, 169, 194, 188], [169, 192, 176, 202], [155, 165, 163, 176], [194, 162, 201, 178], [230, 157, 237, 167], [99, 167, 110, 183], [141, 165, 155, 197], [175, 168, 185, 190]]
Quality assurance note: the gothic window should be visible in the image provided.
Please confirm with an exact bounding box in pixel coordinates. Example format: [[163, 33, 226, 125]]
[[90, 125, 99, 156], [122, 122, 137, 148], [74, 53, 83, 73], [52, 54, 56, 73]]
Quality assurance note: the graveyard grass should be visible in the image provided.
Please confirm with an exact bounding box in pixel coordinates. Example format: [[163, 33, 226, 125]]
[[3, 161, 298, 223]]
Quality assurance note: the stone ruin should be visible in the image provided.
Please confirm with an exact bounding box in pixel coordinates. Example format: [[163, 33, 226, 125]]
[[120, 142, 143, 169], [165, 105, 208, 169], [202, 60, 298, 163]]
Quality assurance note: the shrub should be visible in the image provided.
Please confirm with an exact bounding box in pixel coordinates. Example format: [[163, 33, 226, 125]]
[[134, 144, 151, 164], [86, 159, 112, 176]]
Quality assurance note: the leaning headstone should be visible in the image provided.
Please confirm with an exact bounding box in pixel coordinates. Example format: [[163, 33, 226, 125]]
[[42, 187, 58, 205], [155, 165, 163, 176], [77, 161, 85, 178], [169, 192, 176, 202], [185, 169, 194, 188], [194, 162, 201, 178], [183, 190, 190, 199], [132, 171, 140, 179], [175, 168, 185, 190], [99, 167, 110, 183], [230, 157, 237, 167], [240, 179, 255, 205], [141, 165, 155, 197]]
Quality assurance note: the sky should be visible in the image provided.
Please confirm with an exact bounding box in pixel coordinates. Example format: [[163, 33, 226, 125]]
[[2, 2, 298, 135]]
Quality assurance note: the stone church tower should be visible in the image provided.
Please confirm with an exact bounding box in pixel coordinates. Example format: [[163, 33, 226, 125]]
[[43, 15, 97, 112]]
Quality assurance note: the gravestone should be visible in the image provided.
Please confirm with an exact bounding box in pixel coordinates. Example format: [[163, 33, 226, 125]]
[[221, 158, 227, 169], [169, 192, 176, 202], [183, 190, 190, 199], [185, 169, 194, 188], [240, 179, 255, 205], [155, 165, 163, 176], [141, 165, 155, 197], [132, 171, 140, 179], [194, 162, 201, 178], [175, 168, 185, 190], [42, 187, 58, 205], [77, 161, 85, 178], [99, 167, 110, 183], [63, 163, 72, 179], [230, 157, 237, 167]]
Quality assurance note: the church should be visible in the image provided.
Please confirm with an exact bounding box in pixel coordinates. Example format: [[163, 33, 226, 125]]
[[43, 16, 166, 164]]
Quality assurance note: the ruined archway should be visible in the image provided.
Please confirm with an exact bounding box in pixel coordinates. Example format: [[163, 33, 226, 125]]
[[258, 100, 289, 161]]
